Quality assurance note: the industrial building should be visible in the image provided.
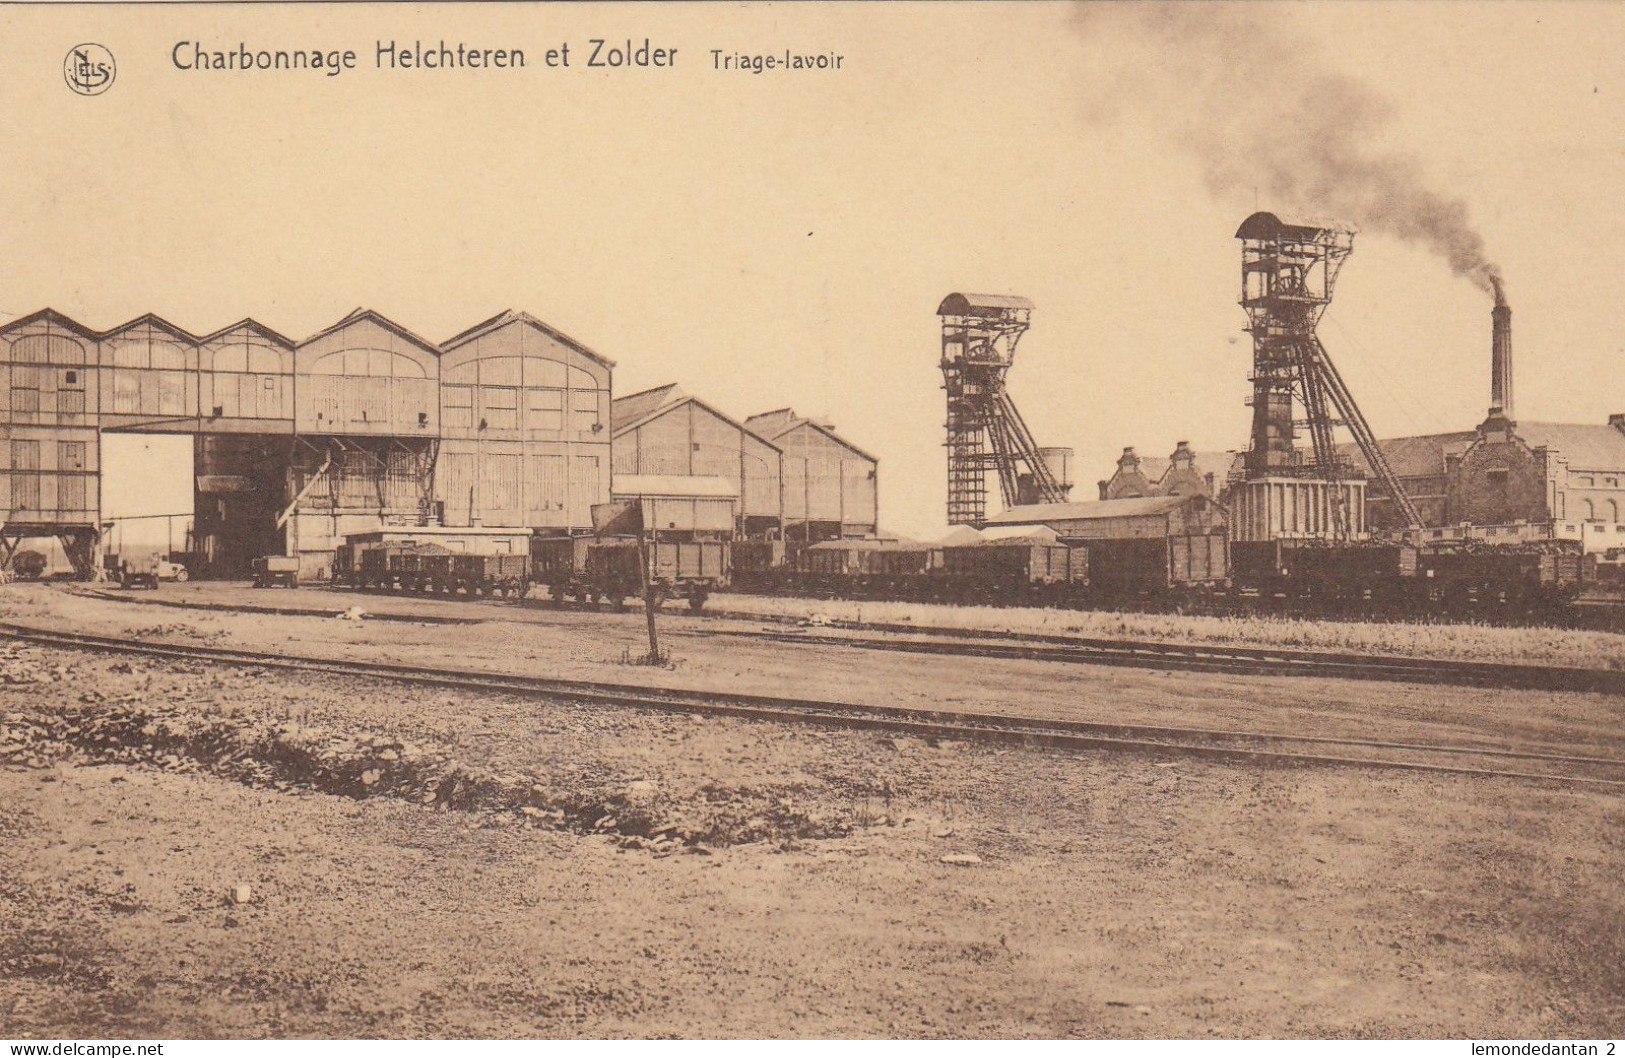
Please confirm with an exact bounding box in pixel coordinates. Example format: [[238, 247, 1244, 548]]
[[983, 493, 1225, 540], [1350, 414, 1625, 552], [0, 306, 879, 580], [611, 384, 783, 537], [1097, 443, 1233, 502], [1086, 213, 1625, 552], [742, 408, 878, 542]]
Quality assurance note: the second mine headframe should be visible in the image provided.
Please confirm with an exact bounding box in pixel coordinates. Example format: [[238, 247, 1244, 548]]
[[1229, 212, 1422, 542], [937, 293, 1072, 527]]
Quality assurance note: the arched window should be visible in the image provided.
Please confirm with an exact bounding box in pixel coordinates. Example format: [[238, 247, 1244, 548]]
[[310, 348, 425, 378], [1610, 499, 1621, 525], [1582, 498, 1596, 522]]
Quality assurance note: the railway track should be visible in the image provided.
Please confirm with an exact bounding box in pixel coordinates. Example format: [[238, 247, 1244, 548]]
[[71, 586, 484, 625], [67, 583, 1625, 696], [714, 628, 1625, 695], [3, 620, 1623, 791]]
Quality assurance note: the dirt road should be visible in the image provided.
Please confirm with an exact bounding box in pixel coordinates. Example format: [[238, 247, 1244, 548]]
[[2, 634, 1621, 1038]]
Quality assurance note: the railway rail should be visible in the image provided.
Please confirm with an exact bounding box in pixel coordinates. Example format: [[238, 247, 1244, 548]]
[[63, 583, 1625, 696], [71, 586, 483, 625], [716, 628, 1625, 695], [2, 620, 1623, 791]]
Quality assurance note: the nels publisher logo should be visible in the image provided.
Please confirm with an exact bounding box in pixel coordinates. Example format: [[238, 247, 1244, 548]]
[[64, 43, 116, 95]]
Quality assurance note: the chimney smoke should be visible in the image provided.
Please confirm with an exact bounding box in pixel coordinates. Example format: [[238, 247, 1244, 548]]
[[1491, 296, 1513, 418], [1070, 6, 1505, 298]]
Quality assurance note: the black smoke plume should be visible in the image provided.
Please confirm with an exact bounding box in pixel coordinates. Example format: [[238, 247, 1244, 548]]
[[1073, 4, 1504, 298]]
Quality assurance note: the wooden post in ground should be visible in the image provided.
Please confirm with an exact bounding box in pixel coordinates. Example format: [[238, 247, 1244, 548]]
[[638, 522, 660, 660]]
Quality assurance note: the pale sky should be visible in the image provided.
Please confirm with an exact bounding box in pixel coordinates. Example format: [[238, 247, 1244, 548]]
[[4, 2, 1622, 538]]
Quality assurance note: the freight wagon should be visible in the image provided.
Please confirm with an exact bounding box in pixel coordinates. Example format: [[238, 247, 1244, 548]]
[[530, 533, 728, 611], [1230, 539, 1418, 612], [936, 541, 1085, 605], [334, 527, 534, 595], [1075, 534, 1227, 602], [1417, 547, 1593, 612], [728, 539, 786, 592], [737, 533, 1091, 607], [796, 539, 938, 599]]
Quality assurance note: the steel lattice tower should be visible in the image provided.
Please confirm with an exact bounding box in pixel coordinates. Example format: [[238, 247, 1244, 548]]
[[937, 293, 1068, 527], [1236, 213, 1422, 532]]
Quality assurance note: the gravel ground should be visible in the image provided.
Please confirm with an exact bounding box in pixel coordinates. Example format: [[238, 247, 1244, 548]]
[[2, 637, 1623, 1038], [57, 579, 1625, 669], [8, 585, 1625, 761]]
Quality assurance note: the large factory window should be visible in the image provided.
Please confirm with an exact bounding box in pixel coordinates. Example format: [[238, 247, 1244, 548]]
[[347, 380, 389, 424], [529, 388, 564, 430], [212, 341, 285, 375], [11, 474, 39, 510], [10, 440, 39, 509], [112, 373, 140, 413], [571, 390, 600, 432], [59, 474, 85, 511], [481, 387, 518, 430], [159, 373, 186, 415], [151, 342, 187, 371], [443, 386, 474, 429], [59, 367, 85, 416], [10, 337, 54, 363], [310, 349, 426, 378]]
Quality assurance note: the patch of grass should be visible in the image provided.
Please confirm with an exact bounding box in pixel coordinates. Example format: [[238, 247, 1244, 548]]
[[617, 647, 675, 668]]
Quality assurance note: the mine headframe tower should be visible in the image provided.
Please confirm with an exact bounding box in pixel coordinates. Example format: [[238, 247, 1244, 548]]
[[1235, 212, 1422, 534], [937, 293, 1069, 527]]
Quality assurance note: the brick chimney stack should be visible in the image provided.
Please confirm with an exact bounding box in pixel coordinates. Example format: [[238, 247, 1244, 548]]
[[1491, 300, 1513, 418]]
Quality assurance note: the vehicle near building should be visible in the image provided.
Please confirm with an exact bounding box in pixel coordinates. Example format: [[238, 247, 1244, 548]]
[[108, 549, 188, 590], [251, 555, 300, 589]]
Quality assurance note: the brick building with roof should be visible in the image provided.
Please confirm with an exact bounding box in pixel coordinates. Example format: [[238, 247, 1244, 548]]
[[1097, 442, 1239, 502], [1353, 412, 1625, 551]]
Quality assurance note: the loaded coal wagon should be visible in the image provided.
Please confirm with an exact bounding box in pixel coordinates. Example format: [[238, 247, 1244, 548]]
[[936, 525, 1086, 605], [1417, 543, 1594, 614], [334, 526, 533, 596], [1229, 539, 1418, 612]]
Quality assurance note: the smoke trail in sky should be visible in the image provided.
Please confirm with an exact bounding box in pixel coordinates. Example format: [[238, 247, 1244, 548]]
[[1072, 3, 1503, 296]]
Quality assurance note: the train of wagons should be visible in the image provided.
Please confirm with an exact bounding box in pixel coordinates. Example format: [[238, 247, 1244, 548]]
[[326, 525, 1598, 620]]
